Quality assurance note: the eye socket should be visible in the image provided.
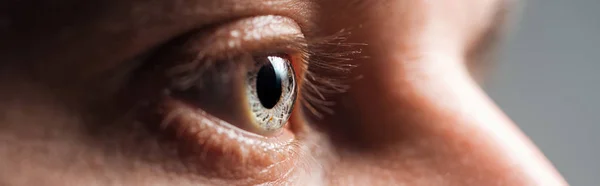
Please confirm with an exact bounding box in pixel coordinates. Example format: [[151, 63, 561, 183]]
[[247, 55, 297, 133], [139, 14, 309, 137], [128, 15, 313, 182]]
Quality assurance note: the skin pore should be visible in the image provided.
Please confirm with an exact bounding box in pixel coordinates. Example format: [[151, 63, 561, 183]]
[[0, 0, 567, 185]]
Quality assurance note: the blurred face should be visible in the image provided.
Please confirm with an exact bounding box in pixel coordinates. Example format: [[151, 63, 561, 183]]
[[0, 0, 567, 185]]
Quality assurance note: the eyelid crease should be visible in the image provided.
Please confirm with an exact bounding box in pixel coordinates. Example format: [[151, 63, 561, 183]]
[[164, 27, 366, 121], [154, 16, 309, 93], [115, 14, 362, 184], [151, 14, 365, 122], [185, 15, 308, 60]]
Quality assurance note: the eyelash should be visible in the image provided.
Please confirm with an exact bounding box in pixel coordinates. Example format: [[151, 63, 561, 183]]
[[160, 30, 362, 122], [119, 17, 363, 183], [298, 30, 363, 119]]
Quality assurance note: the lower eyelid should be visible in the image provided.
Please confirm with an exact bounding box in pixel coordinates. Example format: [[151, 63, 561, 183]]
[[151, 97, 302, 183], [120, 15, 323, 183]]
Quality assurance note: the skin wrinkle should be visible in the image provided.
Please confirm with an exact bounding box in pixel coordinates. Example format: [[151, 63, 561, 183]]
[[0, 0, 568, 185]]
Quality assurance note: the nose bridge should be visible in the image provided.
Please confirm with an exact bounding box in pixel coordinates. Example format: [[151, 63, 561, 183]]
[[315, 1, 566, 185], [329, 41, 565, 185], [323, 0, 485, 147]]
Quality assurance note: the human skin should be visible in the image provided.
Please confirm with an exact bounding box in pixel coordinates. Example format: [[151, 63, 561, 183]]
[[0, 0, 568, 185]]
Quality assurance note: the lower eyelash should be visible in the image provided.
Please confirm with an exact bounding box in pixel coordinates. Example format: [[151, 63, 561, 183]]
[[299, 29, 366, 119], [118, 26, 363, 183], [156, 99, 306, 183], [160, 29, 364, 121]]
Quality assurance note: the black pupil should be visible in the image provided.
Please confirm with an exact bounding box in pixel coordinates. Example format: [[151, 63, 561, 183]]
[[256, 60, 284, 109]]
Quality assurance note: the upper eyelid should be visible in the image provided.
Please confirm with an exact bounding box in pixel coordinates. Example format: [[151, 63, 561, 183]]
[[143, 15, 309, 93], [181, 15, 308, 60]]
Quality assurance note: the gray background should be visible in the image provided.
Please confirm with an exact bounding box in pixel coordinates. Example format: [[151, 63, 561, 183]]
[[485, 0, 600, 185]]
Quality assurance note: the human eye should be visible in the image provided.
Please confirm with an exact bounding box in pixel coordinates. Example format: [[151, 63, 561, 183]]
[[124, 15, 328, 184]]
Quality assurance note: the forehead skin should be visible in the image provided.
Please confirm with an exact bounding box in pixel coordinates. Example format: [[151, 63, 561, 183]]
[[0, 0, 566, 185]]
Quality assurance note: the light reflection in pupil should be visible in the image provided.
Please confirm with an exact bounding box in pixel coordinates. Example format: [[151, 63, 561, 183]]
[[256, 58, 284, 109]]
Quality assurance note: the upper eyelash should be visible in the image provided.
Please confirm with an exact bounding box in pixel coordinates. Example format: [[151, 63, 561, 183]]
[[157, 28, 365, 120], [162, 33, 309, 91], [300, 29, 366, 119]]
